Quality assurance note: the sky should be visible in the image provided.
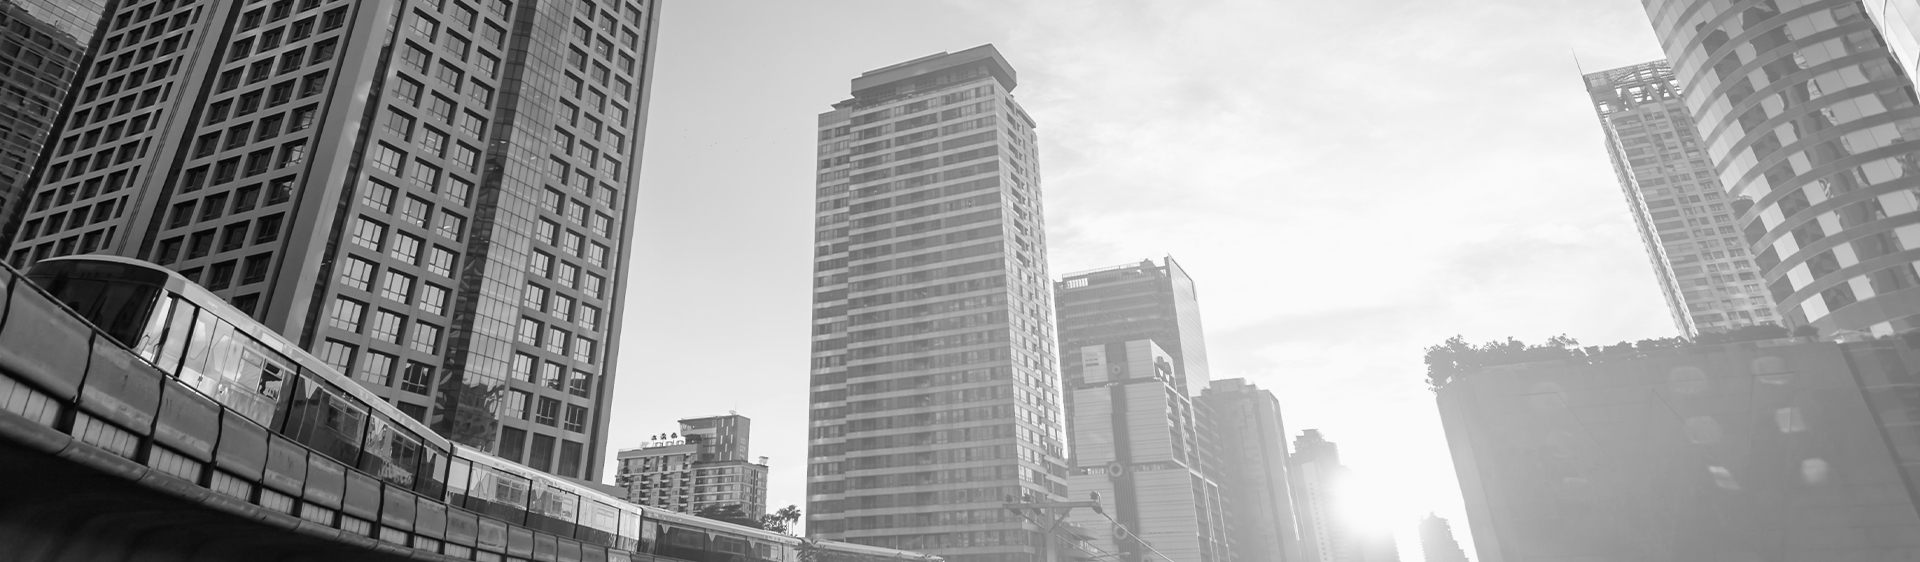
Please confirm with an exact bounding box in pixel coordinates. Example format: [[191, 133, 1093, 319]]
[[611, 1, 1672, 559]]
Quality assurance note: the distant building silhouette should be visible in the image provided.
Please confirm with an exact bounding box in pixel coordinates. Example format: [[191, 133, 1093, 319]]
[[1418, 514, 1468, 562], [1291, 430, 1399, 562]]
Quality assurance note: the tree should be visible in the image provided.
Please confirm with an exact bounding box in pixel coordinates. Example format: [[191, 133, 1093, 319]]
[[761, 505, 801, 535], [694, 503, 763, 529]]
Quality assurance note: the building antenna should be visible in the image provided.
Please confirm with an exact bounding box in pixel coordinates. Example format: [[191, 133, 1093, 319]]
[[1572, 49, 1586, 76]]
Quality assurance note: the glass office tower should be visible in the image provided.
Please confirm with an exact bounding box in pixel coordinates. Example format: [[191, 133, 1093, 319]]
[[0, 0, 106, 251], [1641, 0, 1920, 336], [3, 0, 661, 481], [1585, 60, 1780, 336], [807, 45, 1069, 562]]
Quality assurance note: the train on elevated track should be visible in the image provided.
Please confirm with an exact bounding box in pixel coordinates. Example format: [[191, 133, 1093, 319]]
[[0, 255, 928, 562]]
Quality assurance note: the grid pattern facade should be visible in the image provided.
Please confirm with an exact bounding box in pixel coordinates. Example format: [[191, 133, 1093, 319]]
[[805, 45, 1069, 562], [0, 0, 103, 251], [2, 0, 658, 482], [1055, 257, 1210, 397], [1643, 0, 1920, 336], [1586, 61, 1779, 336], [616, 445, 770, 517]]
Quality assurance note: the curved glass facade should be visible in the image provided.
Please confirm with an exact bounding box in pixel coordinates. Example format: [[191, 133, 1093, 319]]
[[1645, 0, 1920, 336]]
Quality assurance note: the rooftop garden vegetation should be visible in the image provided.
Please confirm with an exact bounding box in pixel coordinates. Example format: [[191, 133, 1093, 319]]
[[1422, 324, 1812, 391]]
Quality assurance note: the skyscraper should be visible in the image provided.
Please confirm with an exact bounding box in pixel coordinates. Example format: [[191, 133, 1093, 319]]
[[1291, 430, 1398, 562], [1639, 1, 1920, 336], [1584, 61, 1778, 336], [1866, 1, 1920, 79], [1434, 337, 1920, 561], [1197, 378, 1304, 562], [1417, 514, 1468, 562], [806, 45, 1068, 562], [1061, 339, 1230, 562], [3, 0, 661, 481], [1056, 257, 1209, 396], [0, 0, 106, 251]]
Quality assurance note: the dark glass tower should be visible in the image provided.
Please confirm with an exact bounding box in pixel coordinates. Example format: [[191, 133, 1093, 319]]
[[3, 0, 661, 481]]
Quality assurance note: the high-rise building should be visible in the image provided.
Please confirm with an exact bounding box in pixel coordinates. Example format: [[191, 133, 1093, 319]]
[[1866, 1, 1920, 79], [1639, 1, 1920, 336], [0, 0, 106, 251], [1417, 514, 1468, 562], [1061, 339, 1230, 562], [1434, 336, 1920, 561], [3, 0, 661, 481], [1197, 378, 1304, 562], [1584, 60, 1777, 336], [615, 414, 770, 516], [1290, 430, 1398, 562], [806, 45, 1068, 562], [1056, 257, 1210, 396]]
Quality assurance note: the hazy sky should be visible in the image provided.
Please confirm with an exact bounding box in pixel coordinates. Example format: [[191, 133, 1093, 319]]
[[613, 1, 1672, 558]]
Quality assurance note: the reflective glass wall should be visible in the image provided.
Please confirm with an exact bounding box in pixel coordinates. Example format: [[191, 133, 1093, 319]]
[[1644, 0, 1920, 336]]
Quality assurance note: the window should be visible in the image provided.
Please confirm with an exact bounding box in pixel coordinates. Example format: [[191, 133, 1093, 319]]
[[551, 294, 573, 321], [587, 243, 607, 268], [255, 214, 284, 243], [591, 213, 610, 236], [241, 254, 271, 284], [363, 180, 396, 212], [207, 261, 236, 290], [541, 362, 563, 389], [459, 111, 486, 137], [369, 310, 404, 343], [257, 115, 284, 141], [419, 283, 448, 315], [411, 163, 441, 193], [369, 144, 404, 175], [437, 211, 465, 241], [537, 220, 558, 244], [441, 32, 470, 57], [511, 353, 536, 382], [452, 143, 480, 171], [535, 397, 560, 426], [358, 351, 395, 386], [524, 283, 548, 309], [531, 252, 553, 277], [568, 370, 591, 397], [340, 256, 376, 291], [584, 274, 603, 299], [394, 77, 424, 105], [278, 142, 305, 167], [391, 233, 423, 264], [482, 22, 505, 47], [571, 337, 594, 364], [317, 340, 355, 373], [410, 11, 439, 39], [506, 390, 530, 419], [435, 62, 463, 90], [562, 231, 583, 256], [519, 317, 542, 346], [420, 127, 448, 156], [427, 95, 454, 123], [225, 124, 252, 149], [427, 246, 456, 276], [545, 327, 568, 355], [330, 297, 366, 332], [291, 105, 317, 131], [567, 201, 587, 224], [564, 405, 586, 432], [401, 362, 432, 395], [350, 217, 386, 251], [410, 322, 441, 354], [385, 110, 416, 139], [381, 271, 415, 303]]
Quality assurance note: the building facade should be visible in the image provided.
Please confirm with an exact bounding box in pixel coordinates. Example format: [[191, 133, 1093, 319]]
[[615, 414, 770, 517], [1437, 337, 1920, 561], [1196, 378, 1303, 562], [0, 0, 106, 251], [1056, 257, 1210, 397], [1585, 60, 1778, 336], [1062, 340, 1230, 562], [1290, 430, 1398, 562], [806, 45, 1069, 562], [2, 0, 660, 481], [1867, 0, 1920, 80], [1641, 0, 1920, 336]]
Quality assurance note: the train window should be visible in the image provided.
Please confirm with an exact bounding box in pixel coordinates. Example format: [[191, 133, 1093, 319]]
[[415, 447, 448, 498], [538, 484, 579, 525], [360, 416, 423, 487], [131, 294, 177, 361], [618, 509, 642, 552], [174, 305, 222, 388], [278, 373, 368, 464], [152, 299, 198, 374], [225, 335, 289, 424], [35, 273, 163, 346], [448, 456, 473, 505]]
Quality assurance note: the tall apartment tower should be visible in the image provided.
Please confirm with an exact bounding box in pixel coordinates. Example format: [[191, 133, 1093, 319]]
[[1639, 1, 1920, 336], [1061, 339, 1230, 562], [0, 0, 106, 250], [1417, 514, 1468, 562], [615, 414, 770, 516], [1585, 60, 1777, 336], [807, 45, 1069, 562], [1197, 378, 1304, 562], [3, 0, 661, 481], [1056, 257, 1209, 396]]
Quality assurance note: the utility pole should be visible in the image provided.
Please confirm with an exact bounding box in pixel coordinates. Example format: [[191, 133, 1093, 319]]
[[1004, 497, 1102, 562]]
